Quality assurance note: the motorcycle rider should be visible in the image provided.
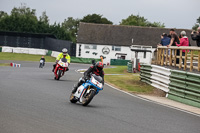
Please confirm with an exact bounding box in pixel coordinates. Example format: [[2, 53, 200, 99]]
[[52, 48, 70, 72], [39, 56, 45, 68], [72, 61, 104, 94]]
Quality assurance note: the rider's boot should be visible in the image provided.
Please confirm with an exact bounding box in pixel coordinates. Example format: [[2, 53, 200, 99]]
[[72, 85, 78, 94], [52, 64, 56, 72]]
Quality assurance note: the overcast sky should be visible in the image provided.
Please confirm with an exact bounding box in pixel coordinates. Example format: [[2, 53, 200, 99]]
[[0, 0, 199, 29]]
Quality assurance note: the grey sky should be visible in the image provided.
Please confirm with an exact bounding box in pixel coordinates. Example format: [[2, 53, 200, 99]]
[[0, 0, 199, 29]]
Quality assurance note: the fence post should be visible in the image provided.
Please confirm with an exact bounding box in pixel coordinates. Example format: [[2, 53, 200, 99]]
[[179, 50, 182, 69], [161, 49, 164, 66], [174, 49, 177, 67], [184, 50, 188, 70], [190, 50, 193, 71], [166, 48, 168, 65], [198, 51, 200, 71], [169, 48, 172, 66]]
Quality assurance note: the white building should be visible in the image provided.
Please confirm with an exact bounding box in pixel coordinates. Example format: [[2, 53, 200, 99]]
[[76, 43, 132, 64], [76, 22, 192, 65]]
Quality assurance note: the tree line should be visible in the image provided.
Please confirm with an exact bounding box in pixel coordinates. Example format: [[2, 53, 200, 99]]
[[0, 5, 199, 43]]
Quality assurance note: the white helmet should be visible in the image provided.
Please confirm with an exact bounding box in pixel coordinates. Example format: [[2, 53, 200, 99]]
[[62, 48, 68, 55]]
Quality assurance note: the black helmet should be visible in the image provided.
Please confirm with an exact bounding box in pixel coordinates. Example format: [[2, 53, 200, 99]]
[[95, 61, 103, 71]]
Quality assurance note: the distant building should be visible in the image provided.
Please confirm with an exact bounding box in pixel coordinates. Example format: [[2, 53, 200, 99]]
[[76, 22, 193, 64]]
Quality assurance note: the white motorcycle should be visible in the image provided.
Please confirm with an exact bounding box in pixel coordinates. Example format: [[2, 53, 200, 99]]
[[70, 74, 104, 106]]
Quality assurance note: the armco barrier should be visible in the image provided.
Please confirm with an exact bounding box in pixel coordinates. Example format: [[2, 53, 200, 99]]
[[140, 64, 200, 108], [168, 70, 200, 108], [2, 46, 13, 52], [2, 46, 48, 55], [140, 64, 170, 94], [127, 62, 132, 73]]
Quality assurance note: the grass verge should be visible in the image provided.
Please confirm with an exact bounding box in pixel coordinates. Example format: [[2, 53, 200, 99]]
[[104, 66, 154, 93], [0, 52, 56, 62]]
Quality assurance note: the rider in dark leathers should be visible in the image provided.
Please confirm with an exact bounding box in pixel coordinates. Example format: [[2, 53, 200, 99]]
[[72, 61, 104, 94]]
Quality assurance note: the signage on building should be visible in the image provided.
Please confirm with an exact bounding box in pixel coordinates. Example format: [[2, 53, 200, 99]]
[[102, 47, 110, 55]]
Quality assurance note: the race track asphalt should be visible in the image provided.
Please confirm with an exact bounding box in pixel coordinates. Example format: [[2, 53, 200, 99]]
[[0, 61, 200, 133]]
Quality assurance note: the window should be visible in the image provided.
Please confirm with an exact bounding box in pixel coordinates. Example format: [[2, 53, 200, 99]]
[[112, 46, 121, 51], [84, 45, 97, 50]]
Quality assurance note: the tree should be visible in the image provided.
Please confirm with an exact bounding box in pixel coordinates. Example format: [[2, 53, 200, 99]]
[[0, 4, 38, 32], [192, 16, 200, 30], [120, 14, 165, 28], [37, 11, 50, 33], [80, 14, 113, 24], [0, 4, 71, 41], [0, 11, 8, 19], [62, 17, 80, 42]]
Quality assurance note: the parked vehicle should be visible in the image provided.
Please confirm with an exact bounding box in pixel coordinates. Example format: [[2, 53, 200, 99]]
[[54, 58, 69, 80], [70, 74, 104, 106]]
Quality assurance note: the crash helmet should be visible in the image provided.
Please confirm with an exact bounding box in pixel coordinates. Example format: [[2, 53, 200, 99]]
[[95, 61, 104, 71], [62, 48, 68, 56]]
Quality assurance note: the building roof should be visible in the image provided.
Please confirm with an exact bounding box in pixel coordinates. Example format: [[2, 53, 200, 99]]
[[77, 22, 195, 48]]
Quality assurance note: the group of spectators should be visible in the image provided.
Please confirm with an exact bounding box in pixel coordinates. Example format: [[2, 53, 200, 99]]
[[157, 27, 200, 64], [158, 27, 200, 48]]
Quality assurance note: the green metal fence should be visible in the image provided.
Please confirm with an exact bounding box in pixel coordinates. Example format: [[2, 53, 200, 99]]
[[168, 70, 200, 108], [71, 56, 101, 64], [140, 64, 200, 108], [110, 59, 130, 66]]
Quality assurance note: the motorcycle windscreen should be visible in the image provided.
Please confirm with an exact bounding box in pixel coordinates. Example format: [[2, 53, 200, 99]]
[[91, 74, 103, 83], [61, 58, 67, 63]]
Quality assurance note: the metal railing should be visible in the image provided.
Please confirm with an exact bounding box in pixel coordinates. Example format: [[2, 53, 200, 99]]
[[157, 46, 200, 71]]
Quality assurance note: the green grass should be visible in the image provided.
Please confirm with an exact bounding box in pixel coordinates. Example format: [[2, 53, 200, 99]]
[[104, 66, 154, 93], [104, 66, 128, 74], [0, 52, 56, 62]]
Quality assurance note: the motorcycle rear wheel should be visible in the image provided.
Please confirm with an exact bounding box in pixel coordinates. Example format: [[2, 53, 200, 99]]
[[82, 90, 96, 106]]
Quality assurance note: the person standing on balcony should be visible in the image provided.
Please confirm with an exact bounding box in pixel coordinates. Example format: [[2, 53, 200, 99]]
[[191, 27, 200, 47], [158, 33, 171, 46], [167, 29, 180, 64], [168, 29, 180, 47], [157, 33, 171, 56], [176, 31, 189, 64]]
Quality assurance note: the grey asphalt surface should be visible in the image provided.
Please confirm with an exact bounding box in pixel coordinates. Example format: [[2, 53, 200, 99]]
[[0, 61, 200, 133]]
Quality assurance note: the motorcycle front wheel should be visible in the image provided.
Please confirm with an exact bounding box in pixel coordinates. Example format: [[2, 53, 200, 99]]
[[82, 90, 96, 106], [57, 70, 62, 80], [70, 93, 78, 103]]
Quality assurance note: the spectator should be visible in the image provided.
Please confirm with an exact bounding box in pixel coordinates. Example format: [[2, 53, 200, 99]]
[[168, 29, 180, 63], [157, 33, 171, 56], [158, 33, 171, 46], [176, 31, 189, 64], [168, 29, 180, 47], [191, 27, 200, 47], [100, 55, 104, 63]]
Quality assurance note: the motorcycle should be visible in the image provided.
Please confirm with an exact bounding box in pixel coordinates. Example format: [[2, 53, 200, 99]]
[[39, 60, 44, 68], [54, 58, 69, 80], [70, 74, 104, 106]]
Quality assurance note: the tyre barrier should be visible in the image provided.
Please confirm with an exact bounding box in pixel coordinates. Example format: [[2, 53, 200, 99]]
[[140, 64, 200, 108], [10, 63, 21, 67]]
